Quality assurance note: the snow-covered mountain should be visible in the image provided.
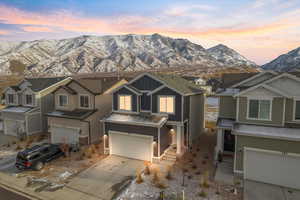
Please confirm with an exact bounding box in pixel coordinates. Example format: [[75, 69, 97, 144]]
[[207, 44, 257, 67], [0, 34, 257, 76], [261, 47, 300, 72]]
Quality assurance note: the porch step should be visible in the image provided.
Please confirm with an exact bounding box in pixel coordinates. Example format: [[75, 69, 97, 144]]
[[162, 156, 176, 162], [160, 159, 176, 166]]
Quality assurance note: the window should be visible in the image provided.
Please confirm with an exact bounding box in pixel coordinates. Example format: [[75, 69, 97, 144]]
[[295, 100, 300, 120], [159, 96, 175, 114], [25, 94, 33, 105], [248, 99, 271, 120], [80, 95, 89, 108], [7, 94, 15, 104], [119, 95, 132, 111], [58, 95, 68, 107]]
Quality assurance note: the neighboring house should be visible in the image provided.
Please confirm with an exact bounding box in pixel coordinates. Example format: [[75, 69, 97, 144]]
[[216, 71, 300, 189], [46, 77, 127, 146], [102, 72, 205, 163], [2, 77, 71, 137], [183, 76, 212, 95]]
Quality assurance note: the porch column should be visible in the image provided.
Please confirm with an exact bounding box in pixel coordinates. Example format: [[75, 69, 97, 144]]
[[176, 125, 182, 155], [215, 128, 223, 160]]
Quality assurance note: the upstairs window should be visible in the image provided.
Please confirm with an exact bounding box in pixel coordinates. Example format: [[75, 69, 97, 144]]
[[119, 95, 132, 111], [248, 99, 271, 120], [159, 96, 175, 114], [25, 94, 33, 106], [7, 94, 15, 104], [58, 95, 68, 107], [295, 100, 300, 120], [80, 95, 90, 108]]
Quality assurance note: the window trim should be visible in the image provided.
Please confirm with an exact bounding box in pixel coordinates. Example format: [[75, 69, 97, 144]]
[[7, 93, 17, 105], [158, 95, 175, 114], [24, 93, 34, 106], [247, 98, 272, 121], [293, 99, 300, 121], [57, 94, 68, 108], [118, 95, 132, 111], [78, 94, 90, 109]]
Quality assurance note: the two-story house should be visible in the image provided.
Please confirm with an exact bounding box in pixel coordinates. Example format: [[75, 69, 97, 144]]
[[2, 77, 71, 137], [46, 77, 127, 146], [102, 72, 205, 163], [216, 71, 300, 189]]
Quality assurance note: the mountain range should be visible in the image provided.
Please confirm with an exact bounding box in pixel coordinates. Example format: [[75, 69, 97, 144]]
[[0, 34, 258, 76], [262, 47, 300, 72]]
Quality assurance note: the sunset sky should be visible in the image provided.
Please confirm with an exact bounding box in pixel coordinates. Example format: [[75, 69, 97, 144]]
[[0, 0, 300, 65]]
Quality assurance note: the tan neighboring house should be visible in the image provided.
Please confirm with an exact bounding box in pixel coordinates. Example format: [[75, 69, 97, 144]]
[[216, 71, 300, 189], [1, 77, 71, 137], [46, 77, 127, 146]]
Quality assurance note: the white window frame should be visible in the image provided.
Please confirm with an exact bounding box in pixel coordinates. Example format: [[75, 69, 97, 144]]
[[247, 98, 272, 121], [79, 94, 90, 109], [24, 93, 34, 106], [158, 95, 175, 114], [57, 94, 68, 108], [293, 98, 300, 121], [118, 95, 132, 111], [6, 92, 17, 105]]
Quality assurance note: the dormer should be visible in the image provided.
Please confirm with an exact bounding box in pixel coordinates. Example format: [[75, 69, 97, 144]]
[[21, 87, 36, 107], [4, 86, 20, 105]]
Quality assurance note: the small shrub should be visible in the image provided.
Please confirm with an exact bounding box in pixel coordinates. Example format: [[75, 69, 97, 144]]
[[136, 170, 143, 184], [196, 148, 200, 152], [199, 190, 207, 197], [6, 143, 10, 148], [204, 155, 209, 159], [187, 175, 192, 180], [90, 145, 96, 154], [155, 182, 167, 189], [195, 171, 201, 175], [144, 162, 151, 175], [202, 160, 207, 165], [152, 169, 160, 184], [191, 163, 197, 169], [182, 168, 188, 173], [192, 153, 197, 158], [165, 166, 172, 180], [15, 145, 22, 151], [12, 141, 17, 145], [216, 184, 221, 195], [189, 159, 193, 163]]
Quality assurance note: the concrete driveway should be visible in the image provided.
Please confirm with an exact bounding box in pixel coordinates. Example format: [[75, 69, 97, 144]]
[[67, 155, 144, 200], [244, 180, 300, 200]]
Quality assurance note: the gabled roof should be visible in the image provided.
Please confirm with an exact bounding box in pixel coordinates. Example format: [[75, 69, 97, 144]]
[[25, 77, 67, 92], [221, 73, 258, 89], [147, 72, 203, 95], [71, 77, 125, 95], [234, 84, 290, 98]]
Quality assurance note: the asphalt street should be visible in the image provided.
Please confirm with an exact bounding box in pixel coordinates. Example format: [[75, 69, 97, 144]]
[[0, 186, 30, 200]]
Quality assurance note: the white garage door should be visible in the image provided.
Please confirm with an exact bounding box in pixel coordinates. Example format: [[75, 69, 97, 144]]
[[244, 148, 300, 189], [51, 126, 80, 145], [4, 120, 25, 136], [110, 132, 153, 161]]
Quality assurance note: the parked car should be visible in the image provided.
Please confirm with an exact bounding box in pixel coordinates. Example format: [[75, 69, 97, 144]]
[[15, 143, 65, 170]]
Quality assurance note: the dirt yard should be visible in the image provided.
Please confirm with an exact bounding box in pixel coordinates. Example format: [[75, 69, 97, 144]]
[[117, 131, 242, 200]]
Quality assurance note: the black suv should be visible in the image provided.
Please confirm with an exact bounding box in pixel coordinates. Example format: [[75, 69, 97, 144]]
[[15, 143, 65, 170]]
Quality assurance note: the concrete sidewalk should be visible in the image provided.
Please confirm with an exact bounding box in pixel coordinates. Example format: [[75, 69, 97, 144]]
[[0, 171, 102, 200]]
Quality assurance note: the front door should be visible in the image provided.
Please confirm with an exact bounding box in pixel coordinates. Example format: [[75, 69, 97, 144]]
[[223, 130, 235, 152]]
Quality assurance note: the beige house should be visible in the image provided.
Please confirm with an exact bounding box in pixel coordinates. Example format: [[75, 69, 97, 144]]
[[216, 71, 300, 189], [47, 77, 127, 145]]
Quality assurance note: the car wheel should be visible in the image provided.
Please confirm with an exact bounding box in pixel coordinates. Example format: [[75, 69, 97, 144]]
[[34, 162, 44, 171]]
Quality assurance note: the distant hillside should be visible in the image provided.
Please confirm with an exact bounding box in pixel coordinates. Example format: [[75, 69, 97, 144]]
[[261, 47, 300, 72], [0, 34, 258, 76]]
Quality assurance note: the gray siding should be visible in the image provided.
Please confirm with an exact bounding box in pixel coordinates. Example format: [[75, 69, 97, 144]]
[[219, 96, 236, 119], [152, 87, 182, 121], [27, 112, 42, 135], [189, 94, 205, 143], [113, 87, 138, 112], [238, 97, 284, 126], [40, 93, 55, 132], [160, 125, 171, 156], [235, 135, 300, 171], [130, 74, 162, 91], [141, 92, 151, 111], [183, 96, 190, 120], [105, 122, 158, 140], [2, 111, 26, 121]]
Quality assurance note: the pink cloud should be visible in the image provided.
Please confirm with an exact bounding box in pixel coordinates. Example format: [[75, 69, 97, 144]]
[[0, 30, 9, 35], [22, 26, 55, 32]]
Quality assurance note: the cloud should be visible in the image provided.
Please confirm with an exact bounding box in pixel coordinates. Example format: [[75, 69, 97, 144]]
[[0, 29, 9, 35], [22, 26, 55, 32], [165, 4, 217, 17]]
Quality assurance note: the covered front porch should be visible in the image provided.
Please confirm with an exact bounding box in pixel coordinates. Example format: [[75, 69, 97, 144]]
[[102, 113, 189, 163]]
